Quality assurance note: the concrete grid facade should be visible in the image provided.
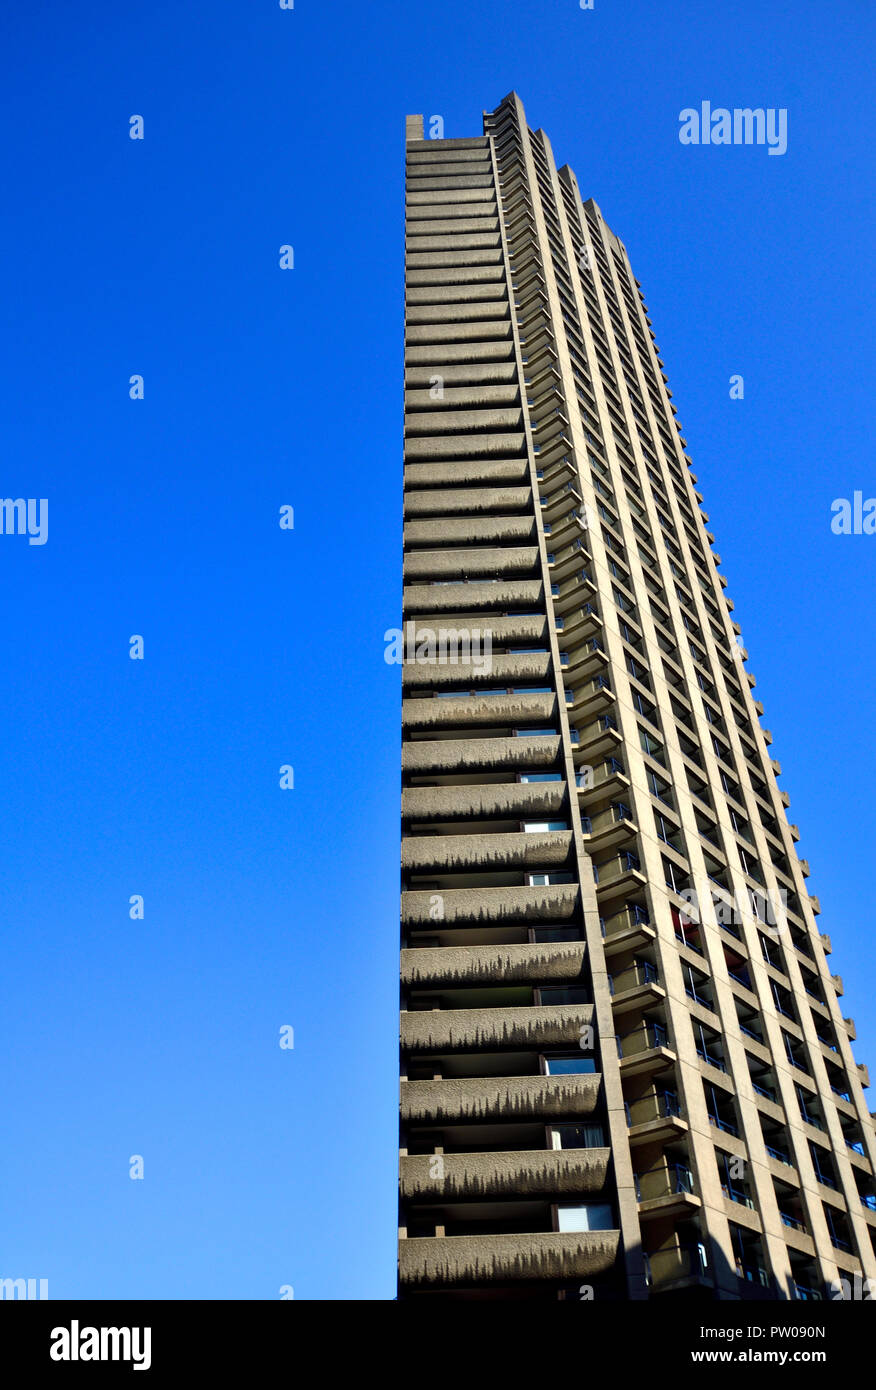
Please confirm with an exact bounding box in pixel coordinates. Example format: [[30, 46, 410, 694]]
[[398, 91, 876, 1301]]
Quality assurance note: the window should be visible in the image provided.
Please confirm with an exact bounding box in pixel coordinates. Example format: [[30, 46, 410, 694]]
[[647, 768, 673, 804], [532, 926, 584, 943], [539, 985, 590, 1006], [523, 820, 568, 832], [663, 856, 687, 894], [518, 772, 562, 783], [639, 726, 664, 760], [556, 1203, 613, 1233], [551, 1123, 605, 1149], [544, 1055, 596, 1075]]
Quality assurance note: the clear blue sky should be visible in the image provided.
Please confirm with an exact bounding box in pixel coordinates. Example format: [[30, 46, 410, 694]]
[[0, 0, 872, 1300]]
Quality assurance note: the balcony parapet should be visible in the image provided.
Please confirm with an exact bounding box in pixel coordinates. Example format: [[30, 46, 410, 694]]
[[402, 779, 565, 821], [403, 459, 529, 487], [403, 545, 538, 581], [402, 653, 551, 688], [402, 829, 571, 873], [401, 941, 586, 988], [406, 614, 547, 647], [401, 882, 579, 926], [401, 734, 559, 774], [404, 428, 524, 458], [400, 1147, 610, 1200], [404, 486, 532, 517], [402, 692, 556, 731], [400, 1002, 593, 1052], [398, 1229, 619, 1286], [404, 516, 535, 547], [400, 1071, 600, 1123], [403, 579, 543, 614]]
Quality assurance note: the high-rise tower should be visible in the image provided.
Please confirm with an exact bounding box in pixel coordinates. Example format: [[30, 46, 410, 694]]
[[398, 92, 876, 1301]]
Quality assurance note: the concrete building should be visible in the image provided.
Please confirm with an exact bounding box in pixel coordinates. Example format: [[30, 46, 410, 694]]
[[398, 92, 876, 1301]]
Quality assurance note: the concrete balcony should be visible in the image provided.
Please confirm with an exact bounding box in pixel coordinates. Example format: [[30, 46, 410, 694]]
[[400, 1002, 594, 1052], [399, 1147, 610, 1201], [406, 205, 497, 227], [401, 829, 572, 874], [625, 1090, 688, 1147], [405, 324, 513, 352], [617, 1021, 676, 1078], [593, 852, 646, 904], [562, 641, 610, 684], [404, 516, 536, 547], [566, 678, 614, 722], [405, 361, 516, 386], [600, 900, 656, 956], [556, 605, 601, 644], [405, 406, 521, 433], [398, 1229, 620, 1287], [402, 779, 565, 822], [407, 143, 491, 163], [406, 302, 512, 328], [402, 691, 556, 731], [401, 733, 559, 775], [579, 803, 637, 853], [403, 545, 538, 580], [406, 158, 494, 177], [406, 183, 497, 204], [403, 579, 543, 614], [400, 1071, 601, 1123], [404, 431, 526, 462], [636, 1163, 700, 1220], [402, 653, 551, 690], [405, 339, 513, 365], [572, 714, 622, 763], [406, 205, 499, 226], [403, 459, 529, 488], [644, 1243, 711, 1293], [406, 285, 511, 317], [401, 942, 586, 989], [405, 173, 495, 194], [401, 882, 579, 927], [406, 229, 502, 251], [404, 385, 518, 408], [404, 614, 548, 649], [609, 962, 665, 1017]]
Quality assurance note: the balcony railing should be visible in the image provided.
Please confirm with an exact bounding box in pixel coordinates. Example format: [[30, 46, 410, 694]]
[[793, 1283, 822, 1301], [765, 1143, 792, 1166], [580, 802, 631, 836], [635, 1163, 694, 1203], [722, 1183, 754, 1209], [696, 1047, 726, 1072], [625, 1089, 681, 1127], [601, 902, 650, 940], [707, 1111, 738, 1137], [610, 960, 658, 995], [728, 968, 753, 990], [643, 1243, 709, 1288], [617, 1020, 669, 1058], [593, 850, 641, 885], [752, 1081, 778, 1103], [780, 1212, 806, 1233]]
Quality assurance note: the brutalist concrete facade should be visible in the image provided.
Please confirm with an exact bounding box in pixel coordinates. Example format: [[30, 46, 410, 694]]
[[398, 92, 876, 1301]]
